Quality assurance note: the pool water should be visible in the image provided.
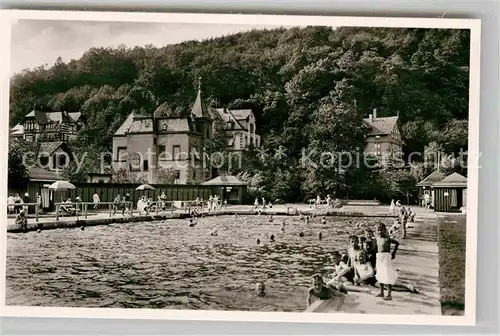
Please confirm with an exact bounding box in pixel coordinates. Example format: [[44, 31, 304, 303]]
[[6, 215, 393, 312]]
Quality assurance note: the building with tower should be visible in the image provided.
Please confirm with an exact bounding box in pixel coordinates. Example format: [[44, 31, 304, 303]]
[[112, 80, 261, 184]]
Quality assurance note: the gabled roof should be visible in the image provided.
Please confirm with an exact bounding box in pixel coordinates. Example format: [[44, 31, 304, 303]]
[[11, 124, 24, 135], [114, 113, 135, 136], [208, 107, 222, 121], [364, 116, 398, 136], [39, 141, 65, 155], [28, 167, 67, 182], [416, 171, 445, 187], [231, 109, 252, 121], [24, 110, 82, 124], [191, 89, 210, 119], [202, 175, 247, 186], [215, 108, 247, 131], [432, 172, 467, 188]]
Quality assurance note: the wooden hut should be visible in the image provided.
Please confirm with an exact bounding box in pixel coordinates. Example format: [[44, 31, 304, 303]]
[[202, 175, 247, 204], [416, 171, 445, 208], [432, 172, 467, 213]]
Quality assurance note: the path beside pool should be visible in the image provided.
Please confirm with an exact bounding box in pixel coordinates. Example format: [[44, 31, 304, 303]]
[[313, 211, 442, 315]]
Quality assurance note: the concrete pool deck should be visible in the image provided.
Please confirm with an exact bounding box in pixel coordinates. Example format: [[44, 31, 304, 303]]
[[308, 210, 442, 315], [6, 204, 401, 233]]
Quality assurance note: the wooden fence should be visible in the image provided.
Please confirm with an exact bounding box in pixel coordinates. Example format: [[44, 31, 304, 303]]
[[8, 181, 247, 208]]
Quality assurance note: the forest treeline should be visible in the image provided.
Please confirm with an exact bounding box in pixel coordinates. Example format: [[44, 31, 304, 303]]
[[9, 26, 470, 202]]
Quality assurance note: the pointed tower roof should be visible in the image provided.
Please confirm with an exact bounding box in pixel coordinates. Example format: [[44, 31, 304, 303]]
[[191, 77, 211, 119]]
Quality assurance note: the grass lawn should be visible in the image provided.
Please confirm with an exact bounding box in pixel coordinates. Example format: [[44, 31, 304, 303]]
[[437, 215, 466, 315]]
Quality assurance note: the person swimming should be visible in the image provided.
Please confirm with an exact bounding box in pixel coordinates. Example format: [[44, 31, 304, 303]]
[[280, 220, 286, 232], [321, 216, 326, 224], [255, 282, 266, 297], [318, 232, 323, 240], [189, 217, 198, 227], [256, 238, 260, 245], [269, 234, 275, 242], [307, 274, 346, 308], [268, 215, 274, 223], [299, 232, 305, 237]]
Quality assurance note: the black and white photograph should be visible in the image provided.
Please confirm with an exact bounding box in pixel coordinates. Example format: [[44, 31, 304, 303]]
[[0, 11, 480, 325]]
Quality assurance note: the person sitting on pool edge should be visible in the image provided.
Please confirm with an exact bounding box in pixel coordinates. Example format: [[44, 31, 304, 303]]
[[326, 251, 351, 292], [15, 209, 28, 232], [307, 274, 346, 308]]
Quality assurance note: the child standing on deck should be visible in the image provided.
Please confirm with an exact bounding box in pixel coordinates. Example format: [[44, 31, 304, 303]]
[[375, 222, 399, 300], [363, 229, 377, 270], [347, 235, 361, 268]]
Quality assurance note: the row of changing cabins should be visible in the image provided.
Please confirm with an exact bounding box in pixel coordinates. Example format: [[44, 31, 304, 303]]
[[417, 171, 468, 213]]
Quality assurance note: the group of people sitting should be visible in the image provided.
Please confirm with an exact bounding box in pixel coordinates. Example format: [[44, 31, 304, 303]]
[[307, 222, 418, 308], [313, 195, 342, 208], [59, 198, 80, 216], [7, 193, 27, 214]]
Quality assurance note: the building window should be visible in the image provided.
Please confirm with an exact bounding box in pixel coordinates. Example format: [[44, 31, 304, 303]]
[[239, 135, 244, 148], [143, 160, 149, 171], [173, 145, 181, 160], [227, 121, 233, 130], [40, 155, 49, 167], [250, 123, 254, 133], [130, 153, 141, 171], [174, 170, 181, 184], [374, 143, 381, 150], [117, 147, 128, 162], [375, 135, 380, 139], [58, 154, 67, 167]]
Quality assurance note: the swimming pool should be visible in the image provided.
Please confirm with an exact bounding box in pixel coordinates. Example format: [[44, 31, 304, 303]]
[[6, 215, 393, 312]]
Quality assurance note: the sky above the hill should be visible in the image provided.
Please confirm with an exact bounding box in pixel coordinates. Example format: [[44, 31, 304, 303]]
[[10, 19, 287, 75]]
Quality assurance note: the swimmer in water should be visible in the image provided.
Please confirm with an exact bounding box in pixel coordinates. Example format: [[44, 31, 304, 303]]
[[299, 213, 304, 220], [256, 282, 266, 297], [81, 226, 85, 231], [270, 234, 275, 242], [268, 215, 274, 223], [321, 216, 326, 224], [189, 217, 198, 227], [299, 232, 305, 237], [256, 238, 260, 245], [318, 232, 323, 240]]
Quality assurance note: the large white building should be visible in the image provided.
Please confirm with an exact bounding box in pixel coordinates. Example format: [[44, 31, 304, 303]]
[[112, 84, 261, 184]]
